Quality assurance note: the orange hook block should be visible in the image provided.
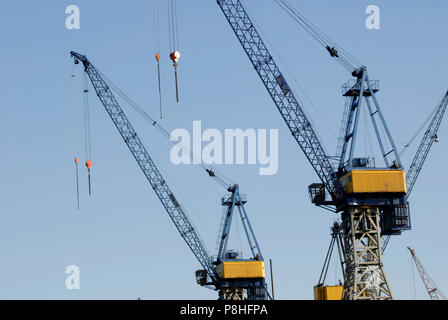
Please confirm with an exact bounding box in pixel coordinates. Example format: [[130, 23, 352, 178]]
[[75, 157, 79, 164], [85, 160, 92, 170], [156, 53, 161, 62]]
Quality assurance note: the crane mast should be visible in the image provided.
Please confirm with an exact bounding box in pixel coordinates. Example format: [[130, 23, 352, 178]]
[[408, 247, 441, 300], [70, 51, 268, 300]]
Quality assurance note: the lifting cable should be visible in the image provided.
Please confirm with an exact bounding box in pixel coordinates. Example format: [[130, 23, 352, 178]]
[[246, 6, 337, 142], [153, 0, 163, 119], [215, 206, 227, 255], [95, 67, 234, 190], [235, 213, 244, 259], [83, 71, 93, 195], [168, 0, 181, 102], [71, 61, 80, 209], [400, 103, 439, 156], [273, 0, 362, 73]]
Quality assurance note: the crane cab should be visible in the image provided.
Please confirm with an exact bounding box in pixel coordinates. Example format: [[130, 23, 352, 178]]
[[337, 160, 411, 235], [215, 260, 265, 280], [195, 269, 208, 285], [215, 250, 265, 280], [339, 169, 407, 195], [195, 261, 266, 285]]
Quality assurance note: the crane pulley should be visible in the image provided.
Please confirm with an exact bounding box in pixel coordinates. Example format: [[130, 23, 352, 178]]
[[273, 0, 362, 74]]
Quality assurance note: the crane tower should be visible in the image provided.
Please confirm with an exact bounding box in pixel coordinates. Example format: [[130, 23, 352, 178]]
[[215, 0, 446, 299]]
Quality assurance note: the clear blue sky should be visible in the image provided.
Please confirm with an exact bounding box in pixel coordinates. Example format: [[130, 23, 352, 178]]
[[1, 0, 447, 299]]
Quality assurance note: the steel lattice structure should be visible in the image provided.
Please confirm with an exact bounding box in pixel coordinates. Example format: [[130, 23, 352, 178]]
[[71, 51, 218, 284], [342, 207, 393, 300], [215, 0, 446, 300], [70, 51, 269, 300], [408, 247, 441, 300], [217, 0, 337, 197], [406, 92, 448, 196]]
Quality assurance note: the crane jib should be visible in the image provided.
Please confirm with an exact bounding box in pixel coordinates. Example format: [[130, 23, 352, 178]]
[[406, 92, 448, 197], [217, 0, 337, 196], [70, 51, 218, 283]]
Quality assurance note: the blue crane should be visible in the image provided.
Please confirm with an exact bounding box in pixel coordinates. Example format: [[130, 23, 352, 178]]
[[408, 247, 444, 300], [406, 91, 448, 197], [215, 0, 445, 300], [216, 1, 338, 199], [70, 51, 269, 300], [382, 91, 448, 250]]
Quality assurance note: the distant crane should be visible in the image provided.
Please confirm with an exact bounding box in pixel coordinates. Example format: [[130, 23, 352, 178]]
[[70, 51, 269, 300], [408, 247, 442, 300], [316, 222, 346, 287], [382, 91, 448, 250], [216, 0, 446, 299], [406, 92, 448, 196]]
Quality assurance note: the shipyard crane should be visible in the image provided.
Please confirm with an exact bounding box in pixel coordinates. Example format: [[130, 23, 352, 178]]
[[313, 221, 346, 300], [70, 51, 269, 300], [382, 91, 448, 250], [408, 247, 442, 300], [406, 91, 448, 197], [216, 0, 445, 300]]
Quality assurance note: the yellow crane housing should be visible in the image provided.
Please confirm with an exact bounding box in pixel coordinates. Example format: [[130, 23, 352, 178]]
[[339, 169, 407, 194], [313, 285, 343, 300], [216, 261, 265, 280]]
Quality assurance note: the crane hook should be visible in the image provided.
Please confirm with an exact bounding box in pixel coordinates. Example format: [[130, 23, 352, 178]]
[[156, 53, 163, 119], [86, 160, 92, 195], [170, 51, 181, 102]]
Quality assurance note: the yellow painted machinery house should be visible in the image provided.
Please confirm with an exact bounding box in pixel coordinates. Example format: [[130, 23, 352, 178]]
[[216, 260, 265, 280], [339, 169, 407, 195]]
